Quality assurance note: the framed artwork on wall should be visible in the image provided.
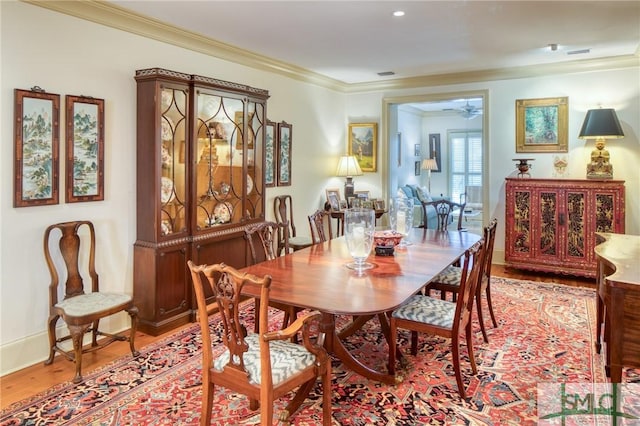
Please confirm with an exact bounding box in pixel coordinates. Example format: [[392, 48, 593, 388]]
[[265, 120, 276, 187], [277, 121, 292, 186], [414, 160, 421, 176], [414, 144, 421, 157], [66, 95, 105, 202], [348, 122, 377, 172], [516, 97, 568, 153], [14, 87, 60, 207], [428, 133, 441, 173]]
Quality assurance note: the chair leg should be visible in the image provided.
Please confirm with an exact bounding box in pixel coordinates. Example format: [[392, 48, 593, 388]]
[[322, 362, 332, 426], [91, 319, 100, 347], [410, 331, 419, 355], [69, 323, 90, 383], [451, 335, 466, 399], [485, 280, 498, 328], [44, 314, 59, 366], [388, 319, 397, 375], [253, 298, 260, 333], [200, 380, 215, 426], [285, 378, 315, 420], [128, 307, 140, 356], [476, 293, 489, 344], [465, 322, 478, 375], [261, 393, 274, 425]]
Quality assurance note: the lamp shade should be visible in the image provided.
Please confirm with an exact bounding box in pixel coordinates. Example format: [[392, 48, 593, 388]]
[[578, 108, 624, 139], [336, 155, 363, 177], [421, 158, 439, 171]]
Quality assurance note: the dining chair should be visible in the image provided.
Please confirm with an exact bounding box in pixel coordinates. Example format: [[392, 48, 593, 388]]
[[187, 261, 332, 426], [308, 209, 333, 244], [274, 195, 313, 254], [244, 221, 301, 332], [43, 220, 139, 383], [424, 218, 498, 343], [422, 198, 466, 231], [389, 239, 485, 399]]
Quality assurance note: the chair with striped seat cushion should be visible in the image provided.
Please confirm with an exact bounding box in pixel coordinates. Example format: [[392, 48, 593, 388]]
[[424, 218, 498, 343], [188, 261, 332, 426], [389, 239, 485, 399]]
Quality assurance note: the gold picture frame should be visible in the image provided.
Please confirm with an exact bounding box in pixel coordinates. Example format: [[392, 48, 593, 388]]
[[516, 97, 568, 153], [348, 122, 377, 172], [325, 188, 341, 211]]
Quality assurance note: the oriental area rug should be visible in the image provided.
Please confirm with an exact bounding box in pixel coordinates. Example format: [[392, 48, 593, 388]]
[[2, 278, 639, 425]]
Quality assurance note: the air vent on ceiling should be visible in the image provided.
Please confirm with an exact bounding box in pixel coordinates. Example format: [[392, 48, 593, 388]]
[[377, 71, 395, 76], [567, 49, 591, 55]]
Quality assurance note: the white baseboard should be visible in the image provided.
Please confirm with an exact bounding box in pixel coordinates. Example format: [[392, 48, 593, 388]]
[[0, 314, 130, 377]]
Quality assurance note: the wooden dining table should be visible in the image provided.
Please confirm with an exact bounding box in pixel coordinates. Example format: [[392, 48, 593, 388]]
[[241, 227, 481, 384]]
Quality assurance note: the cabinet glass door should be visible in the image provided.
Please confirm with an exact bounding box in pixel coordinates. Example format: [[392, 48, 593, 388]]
[[159, 86, 187, 236]]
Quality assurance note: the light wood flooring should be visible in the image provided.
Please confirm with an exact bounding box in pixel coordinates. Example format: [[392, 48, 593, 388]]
[[0, 265, 595, 409]]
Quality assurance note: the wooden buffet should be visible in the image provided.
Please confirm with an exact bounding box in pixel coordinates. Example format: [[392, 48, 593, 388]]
[[594, 233, 640, 382], [505, 178, 625, 278]]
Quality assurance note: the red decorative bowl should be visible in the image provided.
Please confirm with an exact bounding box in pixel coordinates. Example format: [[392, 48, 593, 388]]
[[373, 230, 403, 247]]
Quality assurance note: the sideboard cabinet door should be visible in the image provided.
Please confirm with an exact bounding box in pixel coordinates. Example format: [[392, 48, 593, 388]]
[[505, 178, 625, 278]]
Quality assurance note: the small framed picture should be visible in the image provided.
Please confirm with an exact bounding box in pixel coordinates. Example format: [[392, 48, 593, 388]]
[[14, 87, 60, 207], [362, 200, 373, 209], [355, 190, 370, 200], [348, 196, 356, 208], [66, 95, 105, 203], [414, 161, 421, 176], [414, 144, 421, 157], [265, 120, 276, 187], [374, 199, 385, 210], [339, 200, 348, 210], [325, 188, 341, 211]]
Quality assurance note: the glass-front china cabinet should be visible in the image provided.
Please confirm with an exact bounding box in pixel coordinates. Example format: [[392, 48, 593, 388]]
[[134, 68, 268, 335]]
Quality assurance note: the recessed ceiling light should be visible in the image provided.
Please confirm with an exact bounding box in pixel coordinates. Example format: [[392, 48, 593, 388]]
[[393, 10, 405, 17]]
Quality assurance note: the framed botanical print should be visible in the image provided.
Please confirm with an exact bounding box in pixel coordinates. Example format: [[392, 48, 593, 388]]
[[66, 95, 105, 202], [277, 121, 292, 186], [265, 120, 276, 187], [348, 122, 377, 172], [14, 87, 60, 207], [516, 97, 568, 153]]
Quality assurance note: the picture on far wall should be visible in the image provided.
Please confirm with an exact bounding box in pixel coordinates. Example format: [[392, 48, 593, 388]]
[[516, 96, 568, 153], [277, 121, 292, 186], [265, 120, 276, 187], [14, 87, 60, 207], [428, 133, 442, 173], [66, 94, 105, 203], [348, 122, 377, 172], [414, 160, 421, 176]]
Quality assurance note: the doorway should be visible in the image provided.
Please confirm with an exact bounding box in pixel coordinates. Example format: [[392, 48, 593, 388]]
[[382, 90, 488, 230]]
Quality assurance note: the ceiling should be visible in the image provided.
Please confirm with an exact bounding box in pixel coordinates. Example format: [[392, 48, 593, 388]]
[[107, 0, 640, 87]]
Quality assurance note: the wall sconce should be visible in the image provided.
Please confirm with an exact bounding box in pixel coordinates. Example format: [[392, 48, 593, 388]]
[[336, 155, 363, 199], [579, 108, 624, 179], [421, 158, 438, 193]]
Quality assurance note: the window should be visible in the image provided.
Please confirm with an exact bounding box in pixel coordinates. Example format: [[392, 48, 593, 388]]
[[449, 131, 482, 203]]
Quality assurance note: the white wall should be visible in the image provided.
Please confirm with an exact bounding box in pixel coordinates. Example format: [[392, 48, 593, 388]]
[[2, 1, 638, 376], [0, 2, 345, 374]]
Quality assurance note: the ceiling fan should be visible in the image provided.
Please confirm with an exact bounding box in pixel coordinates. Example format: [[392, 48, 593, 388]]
[[458, 101, 482, 119]]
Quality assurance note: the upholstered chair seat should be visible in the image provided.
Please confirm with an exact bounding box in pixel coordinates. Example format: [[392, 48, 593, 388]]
[[55, 293, 133, 317], [213, 334, 317, 385], [392, 295, 455, 329]]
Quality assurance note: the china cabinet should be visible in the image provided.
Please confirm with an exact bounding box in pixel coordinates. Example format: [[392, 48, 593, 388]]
[[134, 68, 268, 335], [505, 178, 625, 278]]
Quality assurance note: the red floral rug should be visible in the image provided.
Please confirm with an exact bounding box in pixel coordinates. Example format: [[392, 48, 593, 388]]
[[2, 278, 638, 425]]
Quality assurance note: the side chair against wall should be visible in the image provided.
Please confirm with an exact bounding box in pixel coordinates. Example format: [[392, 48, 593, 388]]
[[389, 239, 485, 399], [424, 218, 498, 343], [273, 195, 313, 255], [187, 261, 332, 426], [308, 209, 333, 244], [43, 220, 139, 383], [244, 221, 301, 332]]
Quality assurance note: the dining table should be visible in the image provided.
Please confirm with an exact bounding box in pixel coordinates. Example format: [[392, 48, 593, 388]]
[[241, 227, 481, 384]]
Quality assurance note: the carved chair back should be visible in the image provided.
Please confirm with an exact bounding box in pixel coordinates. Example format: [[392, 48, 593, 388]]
[[308, 209, 333, 244]]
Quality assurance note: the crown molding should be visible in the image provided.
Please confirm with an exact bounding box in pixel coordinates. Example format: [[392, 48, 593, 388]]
[[24, 0, 640, 94]]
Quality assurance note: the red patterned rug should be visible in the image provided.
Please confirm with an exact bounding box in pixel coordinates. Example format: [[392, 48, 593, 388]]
[[2, 278, 638, 425]]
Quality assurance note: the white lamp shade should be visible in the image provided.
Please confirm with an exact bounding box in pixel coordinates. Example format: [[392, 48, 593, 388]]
[[336, 155, 363, 177], [421, 158, 438, 171]]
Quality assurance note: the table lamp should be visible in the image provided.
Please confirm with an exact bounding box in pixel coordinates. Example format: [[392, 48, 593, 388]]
[[336, 155, 363, 199], [421, 158, 438, 193], [579, 108, 624, 179]]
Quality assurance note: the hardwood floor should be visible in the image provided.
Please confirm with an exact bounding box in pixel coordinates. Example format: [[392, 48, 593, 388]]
[[0, 265, 595, 409]]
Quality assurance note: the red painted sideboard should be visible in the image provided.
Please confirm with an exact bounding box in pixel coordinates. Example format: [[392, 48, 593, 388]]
[[505, 178, 625, 278]]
